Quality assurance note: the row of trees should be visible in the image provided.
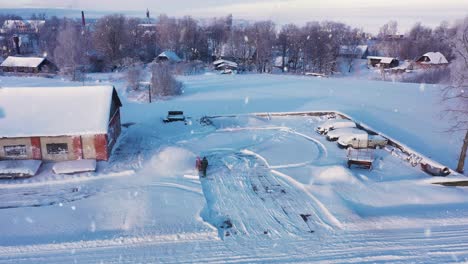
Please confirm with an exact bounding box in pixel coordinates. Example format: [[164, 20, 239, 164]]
[[2, 13, 461, 76], [377, 20, 456, 61]]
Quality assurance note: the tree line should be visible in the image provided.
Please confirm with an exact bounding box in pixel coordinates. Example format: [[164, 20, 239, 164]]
[[0, 13, 459, 76]]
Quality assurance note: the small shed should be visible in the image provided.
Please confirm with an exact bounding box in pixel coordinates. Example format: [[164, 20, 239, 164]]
[[213, 59, 238, 71], [0, 56, 57, 74], [367, 56, 399, 69], [156, 51, 182, 63], [0, 86, 122, 162]]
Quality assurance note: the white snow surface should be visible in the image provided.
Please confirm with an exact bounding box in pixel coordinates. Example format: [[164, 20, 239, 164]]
[[52, 160, 97, 174], [0, 73, 468, 263], [0, 160, 42, 176], [0, 56, 45, 68], [0, 85, 115, 137]]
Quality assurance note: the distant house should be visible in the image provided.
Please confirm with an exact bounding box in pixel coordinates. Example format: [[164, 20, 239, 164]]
[[367, 56, 399, 69], [156, 51, 182, 63], [339, 45, 369, 59], [415, 52, 449, 68], [0, 56, 57, 74], [213, 59, 238, 72], [0, 86, 122, 162], [1, 20, 45, 34]]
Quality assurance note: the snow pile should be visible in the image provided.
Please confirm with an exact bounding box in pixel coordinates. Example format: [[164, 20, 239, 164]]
[[310, 166, 357, 185], [0, 159, 42, 177], [52, 159, 97, 174], [145, 147, 196, 177]]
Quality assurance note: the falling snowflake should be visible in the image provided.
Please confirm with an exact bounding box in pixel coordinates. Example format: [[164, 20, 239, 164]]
[[424, 228, 431, 237], [419, 83, 426, 92]]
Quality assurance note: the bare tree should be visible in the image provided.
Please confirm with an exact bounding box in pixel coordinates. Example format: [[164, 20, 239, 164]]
[[126, 64, 143, 90], [150, 63, 183, 98], [39, 16, 61, 59], [93, 14, 131, 68], [53, 19, 86, 80], [249, 21, 276, 73], [443, 17, 468, 173]]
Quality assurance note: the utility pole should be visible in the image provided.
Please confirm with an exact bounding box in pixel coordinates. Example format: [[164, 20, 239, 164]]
[[148, 83, 152, 103]]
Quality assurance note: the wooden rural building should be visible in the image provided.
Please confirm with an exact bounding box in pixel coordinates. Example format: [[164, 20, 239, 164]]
[[367, 56, 399, 69], [415, 52, 449, 68], [0, 86, 122, 162], [213, 59, 238, 71], [0, 56, 57, 74], [339, 45, 369, 59], [156, 51, 182, 63]]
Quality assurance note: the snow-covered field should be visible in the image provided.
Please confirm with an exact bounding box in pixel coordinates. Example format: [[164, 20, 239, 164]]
[[0, 73, 467, 263]]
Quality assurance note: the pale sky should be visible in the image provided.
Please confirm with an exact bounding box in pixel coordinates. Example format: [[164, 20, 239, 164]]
[[1, 0, 467, 33]]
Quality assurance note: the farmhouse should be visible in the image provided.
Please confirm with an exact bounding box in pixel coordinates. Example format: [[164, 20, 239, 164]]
[[0, 56, 57, 74], [415, 52, 449, 68], [0, 86, 122, 162], [339, 45, 369, 59], [367, 56, 399, 68], [156, 51, 182, 63], [1, 20, 45, 34]]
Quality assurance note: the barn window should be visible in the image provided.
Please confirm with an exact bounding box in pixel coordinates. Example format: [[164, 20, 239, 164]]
[[4, 145, 27, 157], [46, 143, 68, 155]]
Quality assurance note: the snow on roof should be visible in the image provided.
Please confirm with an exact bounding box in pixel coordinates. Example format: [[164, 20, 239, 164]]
[[0, 56, 45, 68], [367, 56, 397, 64], [213, 59, 238, 67], [157, 51, 182, 62], [379, 57, 395, 64], [339, 45, 368, 56], [418, 52, 448, 64], [0, 86, 117, 138]]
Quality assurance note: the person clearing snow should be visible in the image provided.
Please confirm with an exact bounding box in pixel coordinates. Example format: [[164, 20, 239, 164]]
[[201, 157, 209, 177]]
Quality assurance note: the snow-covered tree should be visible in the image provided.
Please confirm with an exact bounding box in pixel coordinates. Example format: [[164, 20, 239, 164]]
[[53, 19, 86, 80], [443, 17, 468, 173], [150, 63, 183, 98]]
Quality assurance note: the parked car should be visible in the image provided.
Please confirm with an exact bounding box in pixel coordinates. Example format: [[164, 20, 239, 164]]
[[337, 134, 388, 149], [326, 127, 367, 141], [316, 119, 356, 134], [163, 111, 186, 123]]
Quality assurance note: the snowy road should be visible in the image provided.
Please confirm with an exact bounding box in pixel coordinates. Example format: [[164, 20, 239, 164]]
[[2, 225, 468, 263]]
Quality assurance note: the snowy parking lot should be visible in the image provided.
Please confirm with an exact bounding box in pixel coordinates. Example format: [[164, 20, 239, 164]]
[[1, 74, 468, 263]]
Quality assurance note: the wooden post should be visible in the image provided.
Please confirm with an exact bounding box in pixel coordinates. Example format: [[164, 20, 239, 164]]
[[148, 83, 152, 103]]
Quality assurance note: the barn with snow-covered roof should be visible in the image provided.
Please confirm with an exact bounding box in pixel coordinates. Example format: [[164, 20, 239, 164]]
[[415, 52, 449, 68], [0, 86, 122, 161], [0, 56, 57, 74]]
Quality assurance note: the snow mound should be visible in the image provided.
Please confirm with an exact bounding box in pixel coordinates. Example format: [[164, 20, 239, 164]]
[[0, 159, 42, 177], [52, 159, 97, 174], [311, 166, 357, 185], [147, 147, 196, 177]]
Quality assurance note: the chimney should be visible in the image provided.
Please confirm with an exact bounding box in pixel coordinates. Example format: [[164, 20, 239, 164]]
[[12, 35, 20, 55], [81, 11, 86, 27]]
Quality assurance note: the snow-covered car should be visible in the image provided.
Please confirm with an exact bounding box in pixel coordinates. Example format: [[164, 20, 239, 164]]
[[326, 127, 367, 141], [163, 111, 186, 123], [316, 119, 356, 134], [337, 134, 388, 149]]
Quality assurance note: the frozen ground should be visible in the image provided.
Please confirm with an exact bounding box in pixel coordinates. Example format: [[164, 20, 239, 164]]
[[0, 73, 468, 263]]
